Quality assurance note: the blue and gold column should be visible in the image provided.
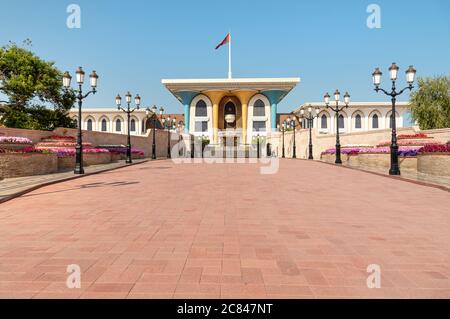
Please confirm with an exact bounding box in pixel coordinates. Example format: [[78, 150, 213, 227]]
[[175, 91, 198, 133], [263, 90, 287, 130]]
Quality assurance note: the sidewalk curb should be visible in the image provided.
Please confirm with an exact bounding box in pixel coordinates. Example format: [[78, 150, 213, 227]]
[[0, 158, 166, 204]]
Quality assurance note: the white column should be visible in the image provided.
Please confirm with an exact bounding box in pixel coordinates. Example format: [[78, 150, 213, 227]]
[[347, 116, 352, 133]]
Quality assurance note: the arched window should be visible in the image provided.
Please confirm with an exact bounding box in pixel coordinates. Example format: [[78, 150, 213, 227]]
[[130, 119, 136, 131], [321, 114, 327, 129], [338, 115, 345, 129], [355, 114, 362, 129], [101, 119, 107, 132], [372, 114, 379, 129], [87, 119, 93, 131], [115, 119, 122, 132], [253, 99, 265, 117], [195, 100, 207, 117]]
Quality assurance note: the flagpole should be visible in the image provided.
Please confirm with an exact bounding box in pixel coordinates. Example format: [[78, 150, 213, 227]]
[[228, 32, 232, 79]]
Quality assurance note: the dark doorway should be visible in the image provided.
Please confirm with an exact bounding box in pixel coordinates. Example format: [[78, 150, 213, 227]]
[[224, 102, 236, 129]]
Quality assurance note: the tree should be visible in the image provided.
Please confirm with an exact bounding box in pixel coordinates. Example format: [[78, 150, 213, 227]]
[[0, 41, 76, 130], [409, 76, 450, 130]]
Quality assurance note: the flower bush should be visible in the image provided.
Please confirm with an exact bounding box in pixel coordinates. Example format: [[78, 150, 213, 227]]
[[47, 135, 76, 141], [359, 146, 422, 157], [110, 148, 145, 156], [322, 146, 422, 157], [418, 144, 450, 154], [0, 147, 50, 154], [377, 140, 442, 147], [397, 133, 428, 139], [0, 136, 33, 144], [99, 145, 145, 156], [322, 148, 364, 155], [42, 148, 110, 158], [342, 144, 372, 148], [36, 141, 92, 148]]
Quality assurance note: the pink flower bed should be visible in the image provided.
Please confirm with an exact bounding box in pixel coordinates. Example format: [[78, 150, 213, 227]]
[[43, 148, 110, 158], [36, 142, 93, 148], [0, 136, 33, 144]]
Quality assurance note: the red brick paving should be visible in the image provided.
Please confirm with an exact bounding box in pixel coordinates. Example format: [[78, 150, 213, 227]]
[[0, 159, 449, 299]]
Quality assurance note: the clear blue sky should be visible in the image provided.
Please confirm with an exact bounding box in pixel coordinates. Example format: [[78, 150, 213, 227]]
[[1, 0, 449, 113]]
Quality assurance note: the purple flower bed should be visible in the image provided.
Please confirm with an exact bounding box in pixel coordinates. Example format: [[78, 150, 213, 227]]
[[322, 147, 369, 155], [0, 136, 33, 144], [322, 146, 422, 157]]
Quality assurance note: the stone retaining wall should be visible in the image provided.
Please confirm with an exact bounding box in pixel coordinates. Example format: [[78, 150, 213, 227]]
[[0, 153, 58, 178], [357, 154, 417, 171], [418, 154, 450, 177], [321, 153, 417, 171], [57, 153, 112, 170]]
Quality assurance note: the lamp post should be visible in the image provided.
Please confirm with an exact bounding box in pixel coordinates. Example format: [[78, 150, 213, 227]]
[[277, 121, 287, 158], [287, 116, 299, 158], [256, 134, 260, 159], [63, 67, 98, 174], [116, 92, 141, 164], [162, 115, 176, 158], [299, 104, 320, 160], [177, 121, 185, 157], [145, 105, 161, 160], [324, 90, 350, 164], [372, 63, 416, 176]]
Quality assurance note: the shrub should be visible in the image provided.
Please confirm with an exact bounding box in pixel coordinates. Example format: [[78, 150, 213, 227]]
[[0, 136, 33, 144], [397, 133, 428, 139], [47, 135, 76, 141], [419, 144, 450, 154], [0, 146, 48, 154], [42, 148, 110, 158], [377, 140, 442, 147]]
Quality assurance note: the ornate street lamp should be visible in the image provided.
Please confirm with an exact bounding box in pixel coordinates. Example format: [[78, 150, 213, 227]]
[[177, 121, 185, 157], [145, 105, 159, 160], [277, 121, 287, 158], [162, 115, 176, 158], [324, 90, 350, 164], [287, 116, 300, 158], [372, 63, 416, 175], [256, 133, 260, 159], [63, 67, 98, 174], [116, 92, 141, 164], [299, 104, 321, 160]]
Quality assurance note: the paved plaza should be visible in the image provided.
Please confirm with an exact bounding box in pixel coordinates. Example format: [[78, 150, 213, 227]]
[[0, 159, 449, 299]]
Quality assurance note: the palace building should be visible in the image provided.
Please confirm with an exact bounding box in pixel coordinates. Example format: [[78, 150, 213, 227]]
[[162, 78, 300, 145], [68, 78, 417, 141], [293, 102, 415, 134]]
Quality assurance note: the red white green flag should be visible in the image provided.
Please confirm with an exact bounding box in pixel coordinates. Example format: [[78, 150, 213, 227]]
[[215, 33, 231, 50]]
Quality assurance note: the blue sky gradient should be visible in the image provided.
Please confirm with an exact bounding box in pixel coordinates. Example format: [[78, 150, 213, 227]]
[[1, 0, 449, 113]]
